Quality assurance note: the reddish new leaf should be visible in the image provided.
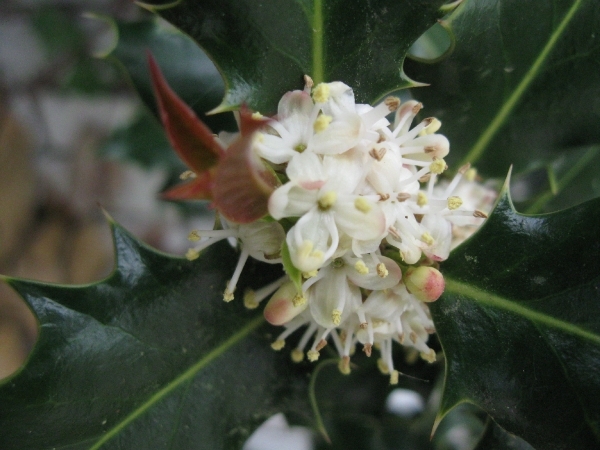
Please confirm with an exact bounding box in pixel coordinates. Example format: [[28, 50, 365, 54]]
[[148, 53, 224, 174], [212, 110, 280, 223], [161, 171, 214, 201]]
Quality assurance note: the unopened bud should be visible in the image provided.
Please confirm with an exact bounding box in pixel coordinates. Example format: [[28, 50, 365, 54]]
[[264, 282, 308, 325], [404, 266, 445, 302]]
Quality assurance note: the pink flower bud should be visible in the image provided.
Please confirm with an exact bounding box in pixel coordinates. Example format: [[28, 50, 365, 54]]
[[263, 282, 307, 326], [404, 266, 445, 302]]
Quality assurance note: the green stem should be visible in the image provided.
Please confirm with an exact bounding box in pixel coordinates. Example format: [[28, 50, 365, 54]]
[[312, 0, 324, 84], [525, 145, 599, 214], [460, 0, 586, 166], [309, 359, 337, 444], [89, 315, 265, 449]]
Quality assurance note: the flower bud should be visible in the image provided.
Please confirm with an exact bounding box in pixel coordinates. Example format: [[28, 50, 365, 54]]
[[263, 282, 308, 326], [404, 266, 445, 302]]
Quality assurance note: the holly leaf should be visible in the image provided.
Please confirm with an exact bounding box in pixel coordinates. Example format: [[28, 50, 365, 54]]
[[405, 0, 600, 179], [0, 220, 310, 449], [430, 177, 600, 449], [98, 14, 235, 132], [139, 0, 457, 114]]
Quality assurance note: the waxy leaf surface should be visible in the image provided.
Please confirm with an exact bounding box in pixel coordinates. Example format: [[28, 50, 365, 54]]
[[431, 184, 600, 449], [141, 0, 453, 114], [0, 222, 310, 449], [406, 0, 600, 180]]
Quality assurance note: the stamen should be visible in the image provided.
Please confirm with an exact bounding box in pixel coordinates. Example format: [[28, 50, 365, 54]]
[[447, 196, 463, 210], [354, 197, 372, 213], [307, 350, 320, 362], [291, 349, 304, 362], [271, 339, 285, 350], [339, 356, 351, 375], [376, 263, 389, 278], [421, 232, 434, 246], [180, 170, 197, 180], [377, 358, 389, 374], [384, 96, 401, 111], [312, 83, 330, 103], [362, 343, 372, 357], [315, 339, 328, 351], [397, 192, 411, 202], [304, 75, 314, 92], [417, 192, 428, 206], [313, 114, 332, 132], [292, 293, 307, 307], [251, 111, 263, 120], [354, 260, 369, 274], [429, 158, 447, 174], [390, 370, 399, 385], [369, 147, 387, 161], [224, 248, 250, 302], [318, 191, 337, 210], [332, 309, 342, 326], [185, 249, 200, 261], [421, 348, 436, 363], [188, 230, 201, 242], [474, 210, 488, 218]]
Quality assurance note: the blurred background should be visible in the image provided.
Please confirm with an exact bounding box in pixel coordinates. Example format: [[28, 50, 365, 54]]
[[0, 0, 216, 380]]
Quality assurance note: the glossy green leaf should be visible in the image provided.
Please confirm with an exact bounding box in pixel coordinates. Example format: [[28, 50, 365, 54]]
[[140, 0, 456, 114], [0, 221, 310, 449], [406, 0, 600, 179], [474, 419, 535, 450], [430, 180, 600, 449], [101, 15, 235, 132]]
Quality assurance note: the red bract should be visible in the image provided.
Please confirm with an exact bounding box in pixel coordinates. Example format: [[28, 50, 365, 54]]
[[148, 53, 279, 223]]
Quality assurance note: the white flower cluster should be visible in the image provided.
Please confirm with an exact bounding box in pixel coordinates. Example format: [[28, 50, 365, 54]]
[[186, 78, 491, 383]]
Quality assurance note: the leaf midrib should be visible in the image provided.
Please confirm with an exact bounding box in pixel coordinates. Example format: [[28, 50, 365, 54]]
[[444, 277, 600, 345], [459, 0, 588, 166], [88, 315, 266, 450]]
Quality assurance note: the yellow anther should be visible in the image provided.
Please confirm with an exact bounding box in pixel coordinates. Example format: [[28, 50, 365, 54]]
[[417, 191, 428, 206], [312, 83, 330, 103], [251, 111, 263, 119], [465, 167, 477, 182], [291, 349, 304, 363], [223, 288, 235, 302], [179, 170, 197, 180], [339, 356, 351, 375], [419, 117, 442, 136], [307, 350, 320, 362], [318, 191, 337, 210], [429, 158, 447, 174], [185, 249, 200, 261], [421, 349, 437, 363], [354, 260, 369, 274], [354, 197, 372, 213], [292, 293, 306, 307], [376, 263, 388, 278], [187, 230, 201, 242], [255, 132, 265, 143], [377, 358, 389, 374], [447, 196, 463, 210], [421, 232, 434, 246], [302, 270, 318, 279], [390, 370, 399, 385], [243, 290, 258, 309], [271, 339, 285, 351], [313, 114, 333, 133], [332, 309, 342, 326]]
